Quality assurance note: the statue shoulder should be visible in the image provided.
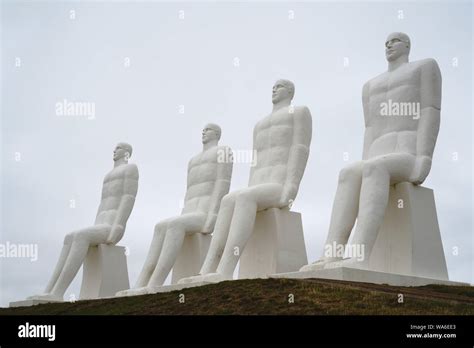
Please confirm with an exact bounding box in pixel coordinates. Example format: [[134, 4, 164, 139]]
[[414, 58, 442, 84], [411, 58, 440, 73], [363, 74, 380, 91], [362, 79, 371, 93], [423, 58, 441, 73], [415, 58, 439, 68], [294, 105, 311, 114], [124, 163, 139, 179], [293, 105, 312, 124], [188, 153, 200, 168]]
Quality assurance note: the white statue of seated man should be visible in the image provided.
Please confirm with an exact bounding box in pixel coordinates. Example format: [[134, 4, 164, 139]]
[[179, 79, 312, 284], [301, 32, 441, 271], [29, 143, 139, 301], [117, 123, 233, 296]]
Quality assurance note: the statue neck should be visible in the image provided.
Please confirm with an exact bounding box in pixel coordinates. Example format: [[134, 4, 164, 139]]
[[388, 55, 409, 72], [272, 99, 292, 112], [203, 140, 218, 152], [114, 158, 128, 168]]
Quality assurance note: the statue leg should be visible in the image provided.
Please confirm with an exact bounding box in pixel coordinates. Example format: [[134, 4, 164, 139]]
[[341, 154, 415, 267], [134, 219, 170, 288], [50, 225, 110, 298], [43, 233, 74, 293], [199, 191, 239, 274], [147, 213, 206, 287], [177, 191, 239, 284], [300, 162, 363, 271], [216, 184, 282, 279], [324, 162, 364, 255]]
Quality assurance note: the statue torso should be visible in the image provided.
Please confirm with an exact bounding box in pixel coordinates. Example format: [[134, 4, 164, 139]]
[[365, 59, 430, 159], [96, 164, 134, 225], [249, 106, 298, 186], [183, 146, 223, 214]]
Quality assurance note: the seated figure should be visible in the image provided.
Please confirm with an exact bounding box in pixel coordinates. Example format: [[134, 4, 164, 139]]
[[300, 32, 442, 271], [117, 123, 233, 296], [29, 143, 139, 301], [179, 79, 312, 284]]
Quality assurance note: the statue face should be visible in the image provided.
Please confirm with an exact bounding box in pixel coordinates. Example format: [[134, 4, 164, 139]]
[[113, 144, 129, 161], [202, 125, 219, 144], [385, 33, 409, 62], [272, 81, 292, 104]]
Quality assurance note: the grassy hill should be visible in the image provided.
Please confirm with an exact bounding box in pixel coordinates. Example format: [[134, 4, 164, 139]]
[[1, 278, 473, 315]]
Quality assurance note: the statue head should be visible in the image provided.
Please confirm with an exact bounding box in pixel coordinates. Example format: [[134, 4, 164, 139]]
[[113, 142, 133, 162], [385, 32, 410, 62], [202, 123, 221, 145], [272, 79, 295, 104]]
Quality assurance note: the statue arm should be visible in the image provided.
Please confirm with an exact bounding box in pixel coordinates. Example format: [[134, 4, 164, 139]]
[[361, 81, 373, 160], [181, 158, 193, 214], [202, 147, 233, 233], [279, 106, 312, 207], [410, 59, 442, 184], [247, 126, 258, 186], [107, 164, 139, 244], [94, 200, 104, 224]]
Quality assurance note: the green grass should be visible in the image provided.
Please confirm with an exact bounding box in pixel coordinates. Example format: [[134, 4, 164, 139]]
[[1, 278, 473, 315]]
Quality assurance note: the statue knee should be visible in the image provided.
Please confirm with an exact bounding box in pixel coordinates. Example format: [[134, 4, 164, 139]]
[[64, 233, 74, 244], [235, 189, 253, 203], [167, 218, 185, 234], [339, 162, 363, 183], [73, 230, 89, 243], [221, 192, 236, 206], [154, 222, 166, 236], [338, 167, 352, 183], [362, 161, 382, 177]]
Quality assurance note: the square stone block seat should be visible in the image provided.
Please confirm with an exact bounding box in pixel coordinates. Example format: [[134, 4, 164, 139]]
[[238, 207, 308, 279], [79, 244, 130, 300], [369, 182, 448, 280], [273, 183, 462, 287], [171, 233, 212, 284]]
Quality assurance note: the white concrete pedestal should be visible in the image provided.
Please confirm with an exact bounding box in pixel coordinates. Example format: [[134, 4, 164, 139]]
[[368, 183, 448, 280], [271, 267, 467, 286], [238, 208, 308, 279], [171, 233, 211, 284], [79, 244, 130, 300], [273, 183, 454, 287]]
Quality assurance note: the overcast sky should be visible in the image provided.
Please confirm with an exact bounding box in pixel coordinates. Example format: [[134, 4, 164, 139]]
[[1, 0, 472, 307]]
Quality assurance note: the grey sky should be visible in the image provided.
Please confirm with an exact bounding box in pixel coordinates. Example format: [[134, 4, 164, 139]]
[[1, 0, 472, 307]]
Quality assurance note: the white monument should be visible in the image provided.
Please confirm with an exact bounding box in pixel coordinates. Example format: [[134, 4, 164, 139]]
[[116, 124, 233, 296], [278, 33, 458, 286], [16, 143, 139, 305], [178, 79, 312, 286]]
